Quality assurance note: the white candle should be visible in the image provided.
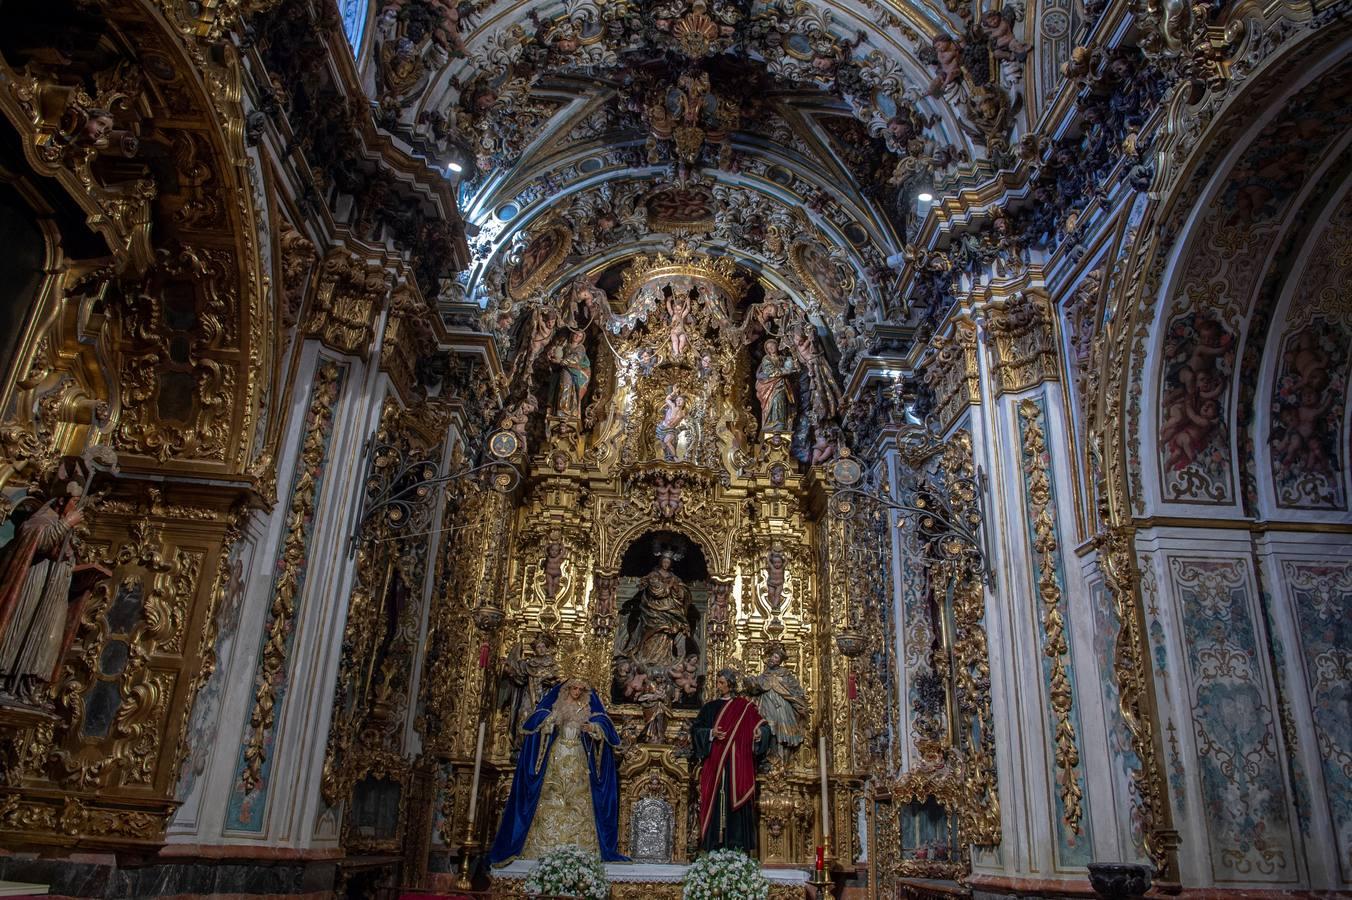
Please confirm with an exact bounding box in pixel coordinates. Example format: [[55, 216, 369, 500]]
[[466, 721, 487, 829], [819, 734, 831, 840]]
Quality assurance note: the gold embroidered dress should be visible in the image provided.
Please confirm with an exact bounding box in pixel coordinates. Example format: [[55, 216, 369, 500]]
[[521, 693, 600, 857]]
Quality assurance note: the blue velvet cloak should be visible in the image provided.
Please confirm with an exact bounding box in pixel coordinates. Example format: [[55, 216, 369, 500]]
[[487, 683, 628, 864]]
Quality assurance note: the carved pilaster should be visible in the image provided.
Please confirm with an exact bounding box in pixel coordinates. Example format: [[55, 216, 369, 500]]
[[985, 290, 1060, 396], [236, 361, 347, 807], [381, 282, 437, 403], [278, 221, 318, 328], [1017, 398, 1085, 835], [306, 250, 392, 357], [921, 319, 980, 432]]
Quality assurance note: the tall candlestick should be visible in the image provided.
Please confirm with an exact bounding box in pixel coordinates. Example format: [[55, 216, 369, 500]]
[[819, 734, 831, 840], [466, 721, 487, 828]]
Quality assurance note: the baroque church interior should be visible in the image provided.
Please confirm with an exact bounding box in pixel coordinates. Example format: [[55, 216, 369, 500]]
[[0, 0, 1349, 895]]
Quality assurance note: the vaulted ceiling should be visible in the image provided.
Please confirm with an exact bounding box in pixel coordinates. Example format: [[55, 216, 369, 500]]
[[355, 0, 1042, 347]]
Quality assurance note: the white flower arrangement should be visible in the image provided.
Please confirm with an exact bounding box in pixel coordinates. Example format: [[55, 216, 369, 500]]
[[681, 849, 769, 900], [522, 845, 610, 900]]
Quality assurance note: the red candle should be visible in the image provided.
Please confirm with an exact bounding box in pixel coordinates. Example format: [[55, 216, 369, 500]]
[[816, 845, 824, 872], [847, 673, 857, 700], [478, 641, 490, 668]]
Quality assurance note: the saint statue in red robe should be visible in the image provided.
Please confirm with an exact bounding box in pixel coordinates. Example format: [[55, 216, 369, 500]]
[[691, 669, 772, 854]]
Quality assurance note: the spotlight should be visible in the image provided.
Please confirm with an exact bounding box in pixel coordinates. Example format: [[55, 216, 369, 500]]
[[918, 192, 934, 203], [447, 161, 464, 174]]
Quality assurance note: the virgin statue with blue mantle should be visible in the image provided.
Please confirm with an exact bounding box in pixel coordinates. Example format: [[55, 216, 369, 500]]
[[487, 679, 628, 864]]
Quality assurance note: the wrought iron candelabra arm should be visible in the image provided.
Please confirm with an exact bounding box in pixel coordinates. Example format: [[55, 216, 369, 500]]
[[347, 437, 522, 557], [828, 483, 996, 589]]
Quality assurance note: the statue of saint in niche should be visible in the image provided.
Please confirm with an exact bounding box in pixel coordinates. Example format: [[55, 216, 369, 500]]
[[741, 640, 808, 759], [620, 547, 699, 672], [498, 632, 562, 751], [755, 339, 798, 433], [655, 385, 691, 462], [547, 329, 591, 425], [0, 453, 112, 707]]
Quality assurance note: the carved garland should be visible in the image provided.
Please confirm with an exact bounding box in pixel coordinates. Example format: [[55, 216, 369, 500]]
[[1017, 398, 1084, 834], [939, 431, 1001, 847], [171, 507, 246, 787], [1099, 528, 1171, 870], [239, 361, 346, 794]]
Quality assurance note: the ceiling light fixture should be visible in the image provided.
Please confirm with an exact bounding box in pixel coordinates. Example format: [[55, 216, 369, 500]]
[[918, 192, 934, 203], [447, 161, 463, 174]]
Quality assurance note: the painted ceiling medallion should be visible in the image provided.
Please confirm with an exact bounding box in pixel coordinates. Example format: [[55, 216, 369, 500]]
[[645, 184, 716, 231], [506, 223, 573, 300], [789, 238, 855, 314]]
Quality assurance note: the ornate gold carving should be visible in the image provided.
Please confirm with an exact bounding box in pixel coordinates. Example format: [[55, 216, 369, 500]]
[[617, 748, 691, 861], [240, 362, 344, 794], [756, 763, 812, 865], [114, 247, 241, 463], [1066, 268, 1105, 412], [0, 792, 167, 841], [1098, 528, 1172, 873], [1017, 398, 1084, 834], [339, 748, 412, 854], [921, 319, 980, 432], [985, 290, 1059, 396], [618, 242, 749, 306], [306, 250, 392, 357], [0, 474, 240, 847], [278, 220, 318, 328], [938, 431, 1001, 848], [1, 60, 157, 275], [381, 282, 437, 403]]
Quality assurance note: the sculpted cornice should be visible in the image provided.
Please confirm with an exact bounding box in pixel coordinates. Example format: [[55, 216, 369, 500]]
[[238, 0, 470, 294]]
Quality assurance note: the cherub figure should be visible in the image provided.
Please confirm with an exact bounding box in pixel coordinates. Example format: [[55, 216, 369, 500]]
[[636, 346, 659, 376], [1161, 395, 1221, 471], [981, 9, 1030, 60], [808, 427, 839, 465], [654, 476, 683, 519], [667, 289, 693, 359], [669, 652, 701, 698], [541, 530, 567, 600], [521, 305, 560, 379], [765, 542, 787, 612], [376, 4, 399, 41], [615, 658, 650, 701], [926, 35, 966, 101], [78, 107, 116, 147], [498, 394, 538, 447]]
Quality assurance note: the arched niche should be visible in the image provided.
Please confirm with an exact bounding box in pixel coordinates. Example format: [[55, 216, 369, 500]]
[[607, 528, 713, 715]]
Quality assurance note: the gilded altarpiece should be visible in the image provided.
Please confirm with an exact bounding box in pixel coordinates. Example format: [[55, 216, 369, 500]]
[[421, 251, 894, 878]]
